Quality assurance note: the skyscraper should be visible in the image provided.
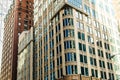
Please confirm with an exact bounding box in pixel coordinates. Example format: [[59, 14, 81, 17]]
[[0, 0, 33, 80], [34, 0, 117, 80], [0, 0, 13, 71], [112, 0, 120, 79]]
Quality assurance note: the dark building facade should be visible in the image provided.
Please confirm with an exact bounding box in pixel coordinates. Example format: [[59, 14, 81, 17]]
[[1, 0, 33, 80]]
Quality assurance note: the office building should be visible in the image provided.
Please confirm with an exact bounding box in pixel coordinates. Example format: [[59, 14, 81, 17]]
[[0, 0, 13, 72], [1, 0, 33, 80], [1, 4, 15, 80], [112, 0, 120, 79], [34, 0, 117, 80], [17, 27, 33, 80]]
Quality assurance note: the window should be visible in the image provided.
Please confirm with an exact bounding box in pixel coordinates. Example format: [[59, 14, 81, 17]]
[[49, 29, 54, 38], [50, 50, 54, 59], [80, 54, 87, 63], [50, 61, 54, 70], [63, 7, 73, 16], [101, 71, 107, 79], [79, 43, 86, 52], [81, 67, 89, 76], [57, 68, 63, 78], [50, 72, 55, 80], [55, 13, 60, 23], [78, 32, 85, 41], [76, 21, 84, 30], [107, 62, 113, 70], [87, 26, 93, 34], [66, 65, 77, 74], [57, 56, 62, 66], [87, 35, 94, 44], [95, 30, 101, 38], [99, 60, 105, 68], [84, 4, 90, 15], [56, 23, 60, 32], [104, 43, 110, 50], [102, 25, 107, 32], [76, 11, 83, 20], [44, 35, 48, 43], [106, 52, 111, 60], [92, 9, 96, 18], [50, 39, 54, 49], [65, 53, 76, 62], [64, 40, 75, 49], [89, 46, 95, 55], [56, 44, 62, 54], [103, 33, 108, 41], [64, 29, 74, 38], [109, 73, 114, 80], [44, 65, 48, 72], [44, 44, 48, 52], [63, 18, 74, 26], [90, 57, 97, 66], [91, 69, 98, 77], [98, 49, 104, 57], [96, 40, 102, 47], [56, 34, 61, 43]]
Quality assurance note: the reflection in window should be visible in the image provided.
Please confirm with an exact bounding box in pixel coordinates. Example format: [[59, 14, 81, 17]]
[[87, 35, 94, 44], [63, 7, 73, 16], [64, 29, 74, 38], [64, 40, 75, 49], [90, 57, 97, 66], [66, 65, 77, 74], [76, 11, 83, 20], [76, 21, 84, 30], [65, 52, 76, 62], [63, 18, 74, 26]]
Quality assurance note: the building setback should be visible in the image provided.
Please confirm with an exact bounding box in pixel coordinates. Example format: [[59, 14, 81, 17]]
[[1, 0, 33, 80], [34, 0, 117, 80]]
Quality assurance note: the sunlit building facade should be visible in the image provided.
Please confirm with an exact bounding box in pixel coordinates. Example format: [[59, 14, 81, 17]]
[[112, 0, 120, 79], [34, 0, 117, 80], [1, 0, 33, 80], [1, 4, 15, 80], [17, 27, 33, 80]]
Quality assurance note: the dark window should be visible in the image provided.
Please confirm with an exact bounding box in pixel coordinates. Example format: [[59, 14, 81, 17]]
[[63, 18, 74, 26], [79, 43, 86, 52], [81, 67, 89, 76]]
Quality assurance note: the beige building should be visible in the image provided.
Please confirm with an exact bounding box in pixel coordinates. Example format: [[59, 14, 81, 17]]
[[17, 27, 33, 80], [112, 0, 120, 31], [112, 0, 120, 80], [112, 0, 120, 20], [33, 0, 118, 80], [1, 4, 15, 80]]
